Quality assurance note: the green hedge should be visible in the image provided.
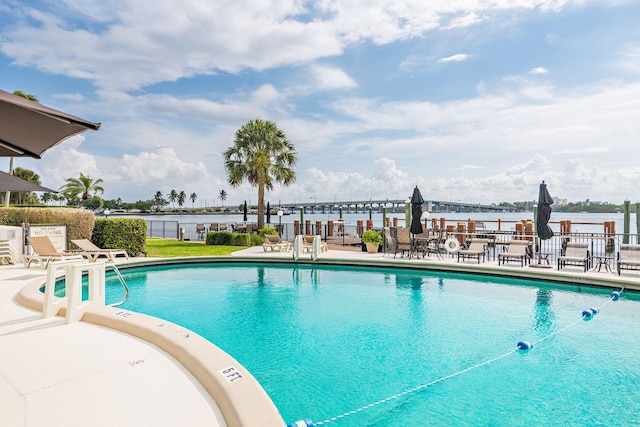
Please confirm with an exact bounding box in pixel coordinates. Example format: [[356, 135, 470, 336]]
[[206, 231, 264, 247], [92, 218, 147, 256], [0, 207, 94, 245]]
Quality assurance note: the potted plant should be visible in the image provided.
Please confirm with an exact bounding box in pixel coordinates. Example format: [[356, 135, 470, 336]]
[[361, 229, 383, 254]]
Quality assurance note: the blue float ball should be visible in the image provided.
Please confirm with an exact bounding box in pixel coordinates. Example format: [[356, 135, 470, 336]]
[[582, 310, 593, 320], [517, 341, 532, 352], [611, 291, 620, 301], [590, 308, 599, 316]]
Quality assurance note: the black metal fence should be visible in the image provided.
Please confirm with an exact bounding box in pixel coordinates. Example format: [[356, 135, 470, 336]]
[[146, 219, 640, 265]]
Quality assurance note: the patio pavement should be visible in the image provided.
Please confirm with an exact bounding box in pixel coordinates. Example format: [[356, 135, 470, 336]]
[[1, 246, 639, 426], [0, 260, 225, 427]]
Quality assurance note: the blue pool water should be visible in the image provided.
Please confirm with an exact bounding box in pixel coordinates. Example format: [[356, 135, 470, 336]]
[[105, 263, 640, 426]]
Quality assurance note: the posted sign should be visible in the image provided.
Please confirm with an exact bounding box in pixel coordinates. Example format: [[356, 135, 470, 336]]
[[28, 225, 67, 252]]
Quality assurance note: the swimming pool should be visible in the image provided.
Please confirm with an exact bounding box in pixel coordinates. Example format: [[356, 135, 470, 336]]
[[107, 263, 640, 426]]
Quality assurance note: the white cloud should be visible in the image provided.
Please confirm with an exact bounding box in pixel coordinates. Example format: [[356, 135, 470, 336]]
[[1, 1, 576, 91], [438, 53, 469, 63], [309, 65, 357, 91], [530, 67, 550, 74], [38, 135, 102, 188]]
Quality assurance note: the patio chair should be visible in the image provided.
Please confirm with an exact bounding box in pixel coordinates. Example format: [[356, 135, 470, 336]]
[[263, 234, 292, 252], [196, 223, 206, 239], [498, 240, 531, 267], [382, 227, 396, 256], [302, 235, 328, 253], [394, 227, 412, 258], [617, 244, 640, 275], [457, 238, 490, 263], [209, 223, 219, 232], [25, 236, 85, 268], [70, 239, 129, 263], [557, 242, 589, 272]]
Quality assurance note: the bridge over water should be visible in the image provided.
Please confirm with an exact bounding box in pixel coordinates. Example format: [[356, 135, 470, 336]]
[[276, 199, 512, 214]]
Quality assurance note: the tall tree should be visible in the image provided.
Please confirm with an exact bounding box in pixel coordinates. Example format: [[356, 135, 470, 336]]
[[12, 167, 41, 204], [5, 90, 39, 207], [153, 190, 166, 212], [224, 119, 297, 229], [59, 173, 104, 206], [41, 192, 53, 205], [218, 189, 227, 208], [168, 189, 178, 211], [190, 192, 197, 209], [178, 190, 186, 210]]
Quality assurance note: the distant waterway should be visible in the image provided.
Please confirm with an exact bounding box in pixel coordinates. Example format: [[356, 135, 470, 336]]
[[119, 211, 638, 234]]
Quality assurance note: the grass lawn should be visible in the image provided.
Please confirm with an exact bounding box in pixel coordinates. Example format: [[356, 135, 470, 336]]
[[145, 238, 246, 257]]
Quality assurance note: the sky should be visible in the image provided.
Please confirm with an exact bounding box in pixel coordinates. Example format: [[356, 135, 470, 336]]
[[1, 0, 639, 208]]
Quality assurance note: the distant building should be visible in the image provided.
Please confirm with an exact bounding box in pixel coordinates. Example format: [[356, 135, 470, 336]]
[[553, 197, 567, 206]]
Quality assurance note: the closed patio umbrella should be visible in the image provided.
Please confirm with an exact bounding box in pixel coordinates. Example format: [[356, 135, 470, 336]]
[[243, 201, 248, 222], [0, 89, 100, 159], [266, 201, 271, 224], [531, 181, 554, 269], [410, 186, 424, 234], [536, 181, 554, 240]]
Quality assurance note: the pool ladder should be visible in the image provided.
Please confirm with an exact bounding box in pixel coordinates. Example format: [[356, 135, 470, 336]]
[[106, 264, 129, 307]]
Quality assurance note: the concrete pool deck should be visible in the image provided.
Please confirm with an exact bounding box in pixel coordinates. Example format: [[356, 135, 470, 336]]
[[1, 247, 639, 426]]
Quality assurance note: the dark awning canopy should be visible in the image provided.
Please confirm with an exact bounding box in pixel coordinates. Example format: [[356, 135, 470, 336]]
[[0, 89, 100, 159], [0, 170, 56, 192]]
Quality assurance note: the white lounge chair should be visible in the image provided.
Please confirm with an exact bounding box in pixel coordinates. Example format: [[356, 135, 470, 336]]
[[302, 235, 328, 253], [457, 238, 490, 263], [263, 234, 292, 252], [498, 240, 531, 267], [71, 239, 129, 262], [25, 236, 85, 268], [558, 242, 589, 272], [617, 244, 640, 275]]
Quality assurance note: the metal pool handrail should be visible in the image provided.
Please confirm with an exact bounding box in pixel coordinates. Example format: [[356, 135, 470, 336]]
[[106, 264, 129, 307]]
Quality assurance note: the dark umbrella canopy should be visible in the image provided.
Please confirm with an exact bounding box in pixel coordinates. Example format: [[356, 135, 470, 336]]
[[410, 186, 424, 234], [536, 181, 554, 240], [0, 170, 56, 192], [243, 201, 248, 222], [266, 202, 271, 224], [0, 89, 100, 159]]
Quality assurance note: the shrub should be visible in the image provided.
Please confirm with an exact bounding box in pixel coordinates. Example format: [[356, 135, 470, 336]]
[[259, 226, 277, 236], [232, 233, 250, 246], [0, 207, 94, 247], [206, 231, 264, 247], [249, 234, 264, 246], [361, 229, 382, 244], [207, 231, 233, 245], [92, 218, 147, 256]]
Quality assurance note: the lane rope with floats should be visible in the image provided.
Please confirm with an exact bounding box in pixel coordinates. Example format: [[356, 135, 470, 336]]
[[287, 287, 624, 427]]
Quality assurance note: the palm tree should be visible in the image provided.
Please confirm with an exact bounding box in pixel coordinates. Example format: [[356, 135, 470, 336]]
[[224, 119, 297, 229], [177, 191, 186, 210], [59, 173, 104, 206], [5, 91, 39, 207], [41, 192, 53, 205], [190, 192, 197, 209], [12, 167, 41, 204], [168, 189, 178, 211], [153, 191, 167, 212], [218, 189, 228, 208]]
